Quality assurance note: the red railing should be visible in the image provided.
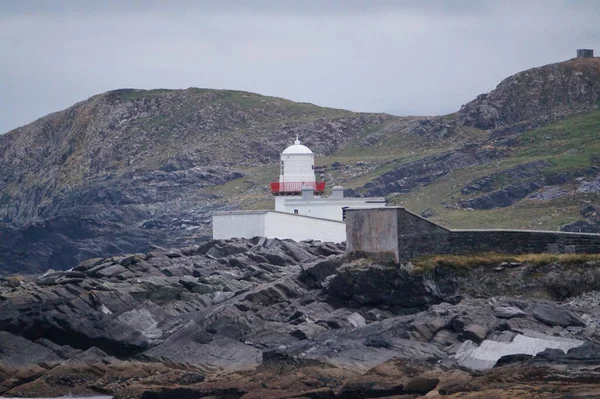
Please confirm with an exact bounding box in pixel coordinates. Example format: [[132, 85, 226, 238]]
[[270, 181, 326, 194]]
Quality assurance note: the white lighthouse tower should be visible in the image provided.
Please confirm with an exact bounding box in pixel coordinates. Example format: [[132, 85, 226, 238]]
[[212, 138, 387, 242], [271, 137, 325, 196]]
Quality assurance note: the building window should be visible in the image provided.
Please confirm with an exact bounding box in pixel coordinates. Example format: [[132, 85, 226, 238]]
[[342, 207, 349, 221], [281, 160, 285, 174], [294, 209, 299, 214]]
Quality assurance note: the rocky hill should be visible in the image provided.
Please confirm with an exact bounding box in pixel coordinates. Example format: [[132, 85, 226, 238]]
[[0, 89, 472, 274], [458, 57, 600, 131], [1, 57, 600, 274]]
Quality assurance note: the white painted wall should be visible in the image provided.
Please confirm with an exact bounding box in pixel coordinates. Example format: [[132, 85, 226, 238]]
[[212, 211, 346, 242], [212, 212, 266, 240], [280, 153, 315, 184], [275, 197, 387, 221], [265, 212, 346, 242], [275, 196, 290, 213]]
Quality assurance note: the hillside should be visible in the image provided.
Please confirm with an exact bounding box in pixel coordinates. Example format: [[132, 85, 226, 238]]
[[1, 57, 600, 273]]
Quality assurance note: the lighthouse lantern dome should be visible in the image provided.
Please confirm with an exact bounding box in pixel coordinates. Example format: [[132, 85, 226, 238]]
[[281, 139, 313, 155], [270, 138, 325, 195]]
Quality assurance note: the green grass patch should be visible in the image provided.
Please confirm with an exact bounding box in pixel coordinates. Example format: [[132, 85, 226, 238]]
[[413, 252, 600, 273], [388, 110, 600, 228], [432, 193, 594, 230], [518, 110, 600, 172]]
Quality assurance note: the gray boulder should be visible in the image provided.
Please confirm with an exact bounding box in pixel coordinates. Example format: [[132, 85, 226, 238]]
[[532, 303, 584, 327]]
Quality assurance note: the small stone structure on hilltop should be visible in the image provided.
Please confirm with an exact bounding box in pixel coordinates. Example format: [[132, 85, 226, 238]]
[[577, 49, 594, 58], [346, 207, 600, 262]]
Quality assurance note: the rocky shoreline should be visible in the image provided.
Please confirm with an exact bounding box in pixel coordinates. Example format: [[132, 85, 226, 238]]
[[2, 238, 600, 398]]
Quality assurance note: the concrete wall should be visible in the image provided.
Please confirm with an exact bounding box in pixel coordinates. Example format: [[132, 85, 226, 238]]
[[346, 208, 399, 262], [276, 196, 386, 221], [346, 207, 600, 262], [450, 229, 600, 255], [396, 208, 451, 260], [265, 212, 345, 242], [213, 211, 266, 240], [213, 211, 345, 243]]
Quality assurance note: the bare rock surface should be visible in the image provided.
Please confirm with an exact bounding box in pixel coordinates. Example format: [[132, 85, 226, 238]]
[[458, 57, 600, 130], [2, 239, 600, 397]]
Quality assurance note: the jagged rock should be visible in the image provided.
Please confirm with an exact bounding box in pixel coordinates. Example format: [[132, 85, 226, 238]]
[[459, 180, 543, 209], [462, 324, 489, 343], [300, 256, 345, 288], [337, 381, 406, 398], [3, 239, 600, 397], [561, 219, 600, 233], [431, 329, 459, 347], [354, 146, 509, 197], [404, 377, 440, 395], [460, 160, 552, 195], [346, 312, 367, 328], [458, 58, 600, 130], [35, 274, 60, 286], [55, 277, 84, 285], [494, 306, 527, 319], [73, 258, 105, 272], [407, 317, 448, 342], [96, 264, 128, 278], [290, 323, 326, 341], [86, 262, 113, 276], [178, 276, 219, 294], [212, 291, 234, 304], [0, 332, 62, 368], [35, 338, 82, 359], [326, 263, 454, 309], [532, 303, 584, 327], [533, 341, 600, 364], [120, 255, 141, 266], [165, 249, 183, 259]]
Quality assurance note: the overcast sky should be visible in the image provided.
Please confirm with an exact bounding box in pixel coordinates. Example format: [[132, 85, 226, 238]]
[[1, 0, 599, 134]]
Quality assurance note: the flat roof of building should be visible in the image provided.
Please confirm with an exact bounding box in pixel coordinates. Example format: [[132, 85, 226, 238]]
[[213, 210, 346, 224]]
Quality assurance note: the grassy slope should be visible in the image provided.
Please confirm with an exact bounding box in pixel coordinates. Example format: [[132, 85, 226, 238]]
[[206, 115, 485, 209], [396, 110, 600, 229], [210, 110, 600, 230]]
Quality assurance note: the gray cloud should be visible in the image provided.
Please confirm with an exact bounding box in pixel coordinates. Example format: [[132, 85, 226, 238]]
[[1, 0, 599, 133]]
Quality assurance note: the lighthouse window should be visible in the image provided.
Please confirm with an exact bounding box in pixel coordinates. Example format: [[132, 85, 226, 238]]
[[281, 160, 285, 173], [294, 209, 299, 214]]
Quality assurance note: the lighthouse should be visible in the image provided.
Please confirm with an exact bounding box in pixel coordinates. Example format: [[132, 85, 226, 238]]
[[270, 137, 325, 195], [212, 138, 387, 242]]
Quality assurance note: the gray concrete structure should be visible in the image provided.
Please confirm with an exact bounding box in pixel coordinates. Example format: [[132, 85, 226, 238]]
[[577, 49, 594, 58], [346, 207, 600, 262]]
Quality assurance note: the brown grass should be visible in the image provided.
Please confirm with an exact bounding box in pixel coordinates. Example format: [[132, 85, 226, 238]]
[[412, 252, 600, 273]]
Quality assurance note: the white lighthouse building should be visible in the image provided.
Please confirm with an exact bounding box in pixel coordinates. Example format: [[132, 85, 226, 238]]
[[212, 139, 386, 242]]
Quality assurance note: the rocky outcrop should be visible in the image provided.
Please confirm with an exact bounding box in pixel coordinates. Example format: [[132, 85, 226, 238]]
[[460, 160, 552, 195], [3, 239, 600, 397], [458, 162, 600, 210], [459, 180, 544, 209], [562, 220, 600, 233], [348, 145, 509, 197], [458, 57, 600, 130], [0, 168, 241, 275], [561, 204, 600, 233]]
